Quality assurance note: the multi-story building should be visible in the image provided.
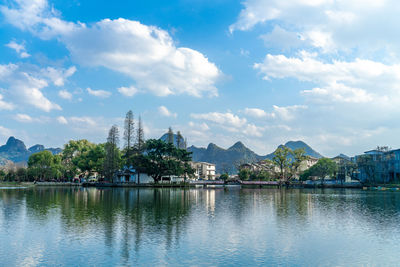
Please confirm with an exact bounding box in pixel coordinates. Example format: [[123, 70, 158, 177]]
[[354, 147, 400, 183], [191, 161, 216, 180]]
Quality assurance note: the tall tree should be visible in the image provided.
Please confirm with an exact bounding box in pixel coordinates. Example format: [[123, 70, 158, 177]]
[[176, 131, 183, 149], [141, 139, 194, 183], [136, 115, 145, 153], [272, 146, 291, 183], [123, 110, 135, 166], [167, 127, 174, 144], [104, 125, 121, 182]]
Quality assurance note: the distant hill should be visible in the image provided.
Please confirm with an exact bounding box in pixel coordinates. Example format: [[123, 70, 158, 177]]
[[265, 141, 323, 159], [0, 137, 62, 165], [188, 141, 265, 174], [188, 140, 323, 174]]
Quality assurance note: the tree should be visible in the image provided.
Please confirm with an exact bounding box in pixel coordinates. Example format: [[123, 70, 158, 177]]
[[300, 158, 337, 182], [28, 151, 63, 181], [220, 173, 229, 181], [141, 139, 194, 183], [167, 127, 174, 144], [238, 168, 251, 180], [136, 115, 145, 153], [62, 139, 94, 179], [272, 146, 291, 183], [176, 131, 183, 149], [104, 125, 121, 182], [123, 110, 135, 166]]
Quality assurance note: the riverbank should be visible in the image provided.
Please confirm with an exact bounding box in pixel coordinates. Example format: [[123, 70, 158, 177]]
[[0, 182, 35, 187]]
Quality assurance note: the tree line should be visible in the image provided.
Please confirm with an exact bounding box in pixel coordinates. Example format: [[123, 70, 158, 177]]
[[0, 111, 194, 183]]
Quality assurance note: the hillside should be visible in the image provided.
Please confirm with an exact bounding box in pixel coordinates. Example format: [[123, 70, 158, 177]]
[[0, 137, 62, 165], [188, 140, 323, 174]]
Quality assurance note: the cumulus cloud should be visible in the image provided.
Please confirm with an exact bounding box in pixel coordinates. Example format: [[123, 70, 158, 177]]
[[244, 108, 269, 118], [0, 93, 14, 110], [230, 0, 398, 54], [42, 66, 76, 86], [1, 0, 221, 97], [87, 87, 111, 98], [15, 113, 34, 123], [0, 63, 75, 111], [56, 116, 68, 124], [191, 112, 247, 128], [158, 106, 177, 118], [118, 86, 138, 97], [58, 90, 72, 100], [5, 40, 30, 58], [254, 51, 400, 104]]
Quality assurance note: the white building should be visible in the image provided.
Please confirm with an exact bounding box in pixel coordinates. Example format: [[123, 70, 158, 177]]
[[191, 161, 216, 180]]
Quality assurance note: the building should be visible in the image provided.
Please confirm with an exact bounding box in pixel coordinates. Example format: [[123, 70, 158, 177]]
[[191, 161, 216, 180], [354, 147, 400, 183], [115, 168, 153, 184]]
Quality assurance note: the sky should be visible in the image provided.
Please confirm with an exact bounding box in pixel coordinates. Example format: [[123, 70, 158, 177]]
[[0, 0, 400, 157]]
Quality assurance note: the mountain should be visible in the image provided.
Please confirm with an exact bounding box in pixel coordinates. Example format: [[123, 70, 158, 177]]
[[188, 140, 323, 174], [265, 141, 323, 159], [188, 141, 264, 174], [0, 137, 62, 165]]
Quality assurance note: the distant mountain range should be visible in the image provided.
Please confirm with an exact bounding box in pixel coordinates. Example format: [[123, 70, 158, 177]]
[[0, 137, 62, 165], [188, 140, 323, 174]]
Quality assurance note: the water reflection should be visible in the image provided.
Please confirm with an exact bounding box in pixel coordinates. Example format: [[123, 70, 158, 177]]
[[1, 187, 400, 266]]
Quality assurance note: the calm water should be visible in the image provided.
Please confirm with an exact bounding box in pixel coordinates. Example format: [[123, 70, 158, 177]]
[[1, 187, 400, 266]]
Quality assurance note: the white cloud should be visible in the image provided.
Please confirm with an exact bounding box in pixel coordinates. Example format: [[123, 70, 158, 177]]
[[158, 106, 177, 118], [230, 0, 400, 54], [244, 108, 269, 118], [272, 105, 307, 121], [0, 93, 14, 110], [15, 113, 33, 123], [87, 87, 111, 98], [0, 63, 67, 112], [58, 90, 72, 100], [254, 52, 400, 104], [69, 116, 97, 127], [118, 86, 138, 97], [5, 40, 30, 58], [191, 112, 247, 128], [42, 66, 76, 86], [0, 125, 13, 138], [1, 0, 221, 97], [56, 116, 68, 124]]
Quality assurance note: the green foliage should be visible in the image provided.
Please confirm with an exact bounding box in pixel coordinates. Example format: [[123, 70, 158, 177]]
[[28, 150, 64, 181], [271, 146, 309, 182], [219, 173, 229, 181], [238, 168, 251, 180], [300, 158, 337, 181], [141, 139, 194, 183]]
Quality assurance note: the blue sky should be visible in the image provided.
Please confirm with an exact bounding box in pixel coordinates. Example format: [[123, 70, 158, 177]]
[[1, 0, 400, 157]]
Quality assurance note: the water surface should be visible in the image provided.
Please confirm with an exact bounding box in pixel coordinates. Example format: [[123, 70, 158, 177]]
[[1, 187, 400, 266]]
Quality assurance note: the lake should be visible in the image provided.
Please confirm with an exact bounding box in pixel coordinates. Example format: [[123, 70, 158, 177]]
[[1, 187, 400, 266]]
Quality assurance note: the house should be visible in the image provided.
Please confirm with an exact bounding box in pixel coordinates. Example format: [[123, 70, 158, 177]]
[[354, 147, 400, 183], [115, 167, 153, 184], [191, 161, 216, 180]]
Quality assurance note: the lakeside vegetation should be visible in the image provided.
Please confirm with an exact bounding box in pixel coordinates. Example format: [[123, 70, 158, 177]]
[[0, 111, 194, 183]]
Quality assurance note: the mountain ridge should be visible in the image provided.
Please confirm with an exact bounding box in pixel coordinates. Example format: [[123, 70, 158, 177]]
[[0, 136, 62, 165], [188, 140, 323, 174]]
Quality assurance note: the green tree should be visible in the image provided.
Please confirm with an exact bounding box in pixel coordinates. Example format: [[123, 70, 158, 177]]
[[62, 139, 95, 179], [104, 125, 121, 182], [300, 158, 337, 182], [123, 110, 135, 167], [167, 127, 174, 144], [272, 146, 291, 182], [141, 139, 194, 183], [238, 168, 251, 180], [219, 173, 229, 181], [28, 151, 63, 181]]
